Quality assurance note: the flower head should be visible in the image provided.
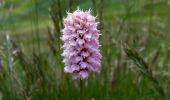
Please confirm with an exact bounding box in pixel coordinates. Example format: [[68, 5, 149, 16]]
[[61, 9, 101, 80]]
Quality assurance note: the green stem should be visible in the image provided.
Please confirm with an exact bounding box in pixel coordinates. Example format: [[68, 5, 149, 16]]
[[80, 79, 84, 100], [34, 0, 40, 53], [91, 0, 96, 15]]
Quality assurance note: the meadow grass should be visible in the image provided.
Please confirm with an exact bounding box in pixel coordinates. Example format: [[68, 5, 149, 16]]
[[0, 0, 170, 100]]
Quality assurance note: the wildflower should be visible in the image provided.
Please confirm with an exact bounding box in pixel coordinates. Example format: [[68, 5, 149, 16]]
[[61, 9, 101, 80]]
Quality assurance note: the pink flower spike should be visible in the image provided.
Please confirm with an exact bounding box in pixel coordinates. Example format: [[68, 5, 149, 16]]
[[61, 9, 101, 80]]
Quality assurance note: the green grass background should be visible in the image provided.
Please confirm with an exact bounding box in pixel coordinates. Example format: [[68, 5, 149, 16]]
[[0, 0, 170, 100]]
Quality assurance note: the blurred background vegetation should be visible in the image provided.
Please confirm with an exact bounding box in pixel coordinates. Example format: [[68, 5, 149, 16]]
[[0, 0, 170, 99]]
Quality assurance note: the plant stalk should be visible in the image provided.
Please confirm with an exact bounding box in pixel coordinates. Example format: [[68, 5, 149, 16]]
[[80, 79, 84, 100]]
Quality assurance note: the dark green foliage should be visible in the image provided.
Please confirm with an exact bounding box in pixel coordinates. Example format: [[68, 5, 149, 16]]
[[124, 44, 167, 100]]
